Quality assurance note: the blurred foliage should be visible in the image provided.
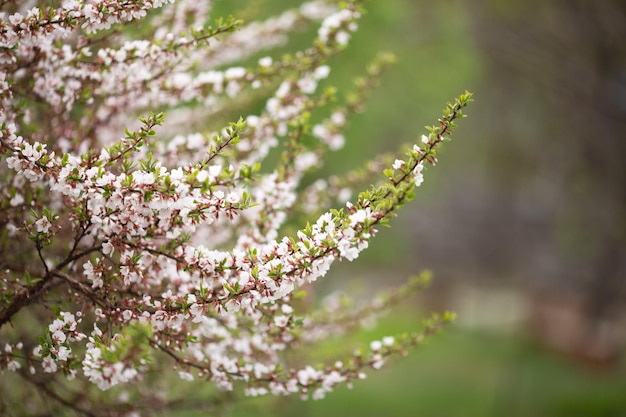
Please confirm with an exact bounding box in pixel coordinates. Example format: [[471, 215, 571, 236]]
[[208, 1, 626, 416], [199, 1, 626, 415]]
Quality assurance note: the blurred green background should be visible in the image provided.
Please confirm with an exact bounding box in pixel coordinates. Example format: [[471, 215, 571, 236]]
[[201, 0, 626, 415]]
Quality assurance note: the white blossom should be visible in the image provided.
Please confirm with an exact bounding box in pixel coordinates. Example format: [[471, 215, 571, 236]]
[[0, 0, 466, 410]]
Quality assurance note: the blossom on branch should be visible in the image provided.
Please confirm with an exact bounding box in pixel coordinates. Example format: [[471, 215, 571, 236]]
[[0, 0, 471, 414]]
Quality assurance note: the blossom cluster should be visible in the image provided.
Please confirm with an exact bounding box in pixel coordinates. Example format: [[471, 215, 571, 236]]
[[0, 0, 470, 415]]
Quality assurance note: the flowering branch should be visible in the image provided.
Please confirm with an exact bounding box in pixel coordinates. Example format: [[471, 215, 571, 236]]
[[0, 1, 473, 414]]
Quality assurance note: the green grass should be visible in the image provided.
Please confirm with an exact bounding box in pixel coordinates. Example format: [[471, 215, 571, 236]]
[[217, 319, 626, 417]]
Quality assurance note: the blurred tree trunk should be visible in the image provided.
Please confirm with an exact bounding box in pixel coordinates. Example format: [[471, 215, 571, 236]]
[[465, 0, 626, 364]]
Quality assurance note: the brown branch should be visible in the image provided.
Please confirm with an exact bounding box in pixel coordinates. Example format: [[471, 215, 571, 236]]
[[0, 245, 101, 329], [17, 372, 98, 417]]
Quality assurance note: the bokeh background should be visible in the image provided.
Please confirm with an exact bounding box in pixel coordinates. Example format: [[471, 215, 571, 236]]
[[205, 0, 626, 416]]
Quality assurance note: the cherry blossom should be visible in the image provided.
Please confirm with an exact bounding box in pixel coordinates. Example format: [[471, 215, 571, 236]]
[[0, 1, 471, 414]]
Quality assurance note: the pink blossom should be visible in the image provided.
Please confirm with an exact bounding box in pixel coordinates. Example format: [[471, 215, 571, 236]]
[[42, 357, 57, 373], [0, 0, 467, 411], [7, 360, 21, 372]]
